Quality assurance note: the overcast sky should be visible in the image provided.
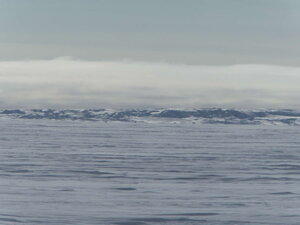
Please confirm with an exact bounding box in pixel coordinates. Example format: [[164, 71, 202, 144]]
[[1, 0, 300, 65], [0, 0, 300, 108]]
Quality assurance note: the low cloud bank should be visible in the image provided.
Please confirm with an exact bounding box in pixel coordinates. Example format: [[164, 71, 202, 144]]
[[0, 58, 300, 109]]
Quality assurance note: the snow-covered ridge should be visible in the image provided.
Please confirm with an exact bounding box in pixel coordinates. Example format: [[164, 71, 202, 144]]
[[1, 108, 300, 125]]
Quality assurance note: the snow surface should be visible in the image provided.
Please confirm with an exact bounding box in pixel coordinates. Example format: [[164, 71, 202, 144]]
[[0, 117, 300, 224]]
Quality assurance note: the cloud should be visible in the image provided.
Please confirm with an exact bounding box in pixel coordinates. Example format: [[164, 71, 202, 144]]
[[0, 58, 300, 109]]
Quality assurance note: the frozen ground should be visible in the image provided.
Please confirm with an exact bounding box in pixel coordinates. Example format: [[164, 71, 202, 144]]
[[0, 117, 300, 224]]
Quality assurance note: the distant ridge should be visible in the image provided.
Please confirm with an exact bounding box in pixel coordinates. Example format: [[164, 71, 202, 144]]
[[0, 108, 300, 125]]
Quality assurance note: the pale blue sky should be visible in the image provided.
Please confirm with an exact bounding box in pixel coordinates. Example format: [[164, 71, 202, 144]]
[[1, 0, 300, 65]]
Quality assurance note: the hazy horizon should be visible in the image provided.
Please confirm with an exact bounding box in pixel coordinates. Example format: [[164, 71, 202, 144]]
[[0, 58, 300, 109]]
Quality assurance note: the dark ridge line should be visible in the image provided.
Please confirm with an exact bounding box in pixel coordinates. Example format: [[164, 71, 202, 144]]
[[0, 108, 299, 125]]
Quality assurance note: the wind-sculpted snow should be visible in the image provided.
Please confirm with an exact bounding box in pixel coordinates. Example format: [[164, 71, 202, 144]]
[[0, 108, 300, 125], [1, 120, 300, 224]]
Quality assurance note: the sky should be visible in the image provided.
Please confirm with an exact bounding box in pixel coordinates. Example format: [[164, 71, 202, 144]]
[[0, 0, 300, 109]]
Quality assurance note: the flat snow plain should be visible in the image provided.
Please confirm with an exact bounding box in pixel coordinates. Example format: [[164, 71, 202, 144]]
[[0, 118, 300, 225]]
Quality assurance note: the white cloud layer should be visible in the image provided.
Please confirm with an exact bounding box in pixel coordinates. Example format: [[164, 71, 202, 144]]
[[0, 58, 300, 109]]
